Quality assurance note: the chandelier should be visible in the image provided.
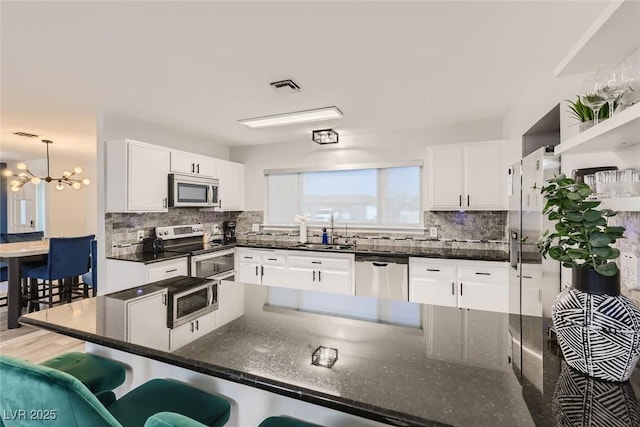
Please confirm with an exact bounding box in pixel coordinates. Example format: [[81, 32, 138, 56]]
[[2, 139, 90, 191]]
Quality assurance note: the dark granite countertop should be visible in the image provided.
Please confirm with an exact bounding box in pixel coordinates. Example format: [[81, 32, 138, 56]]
[[236, 242, 510, 262], [20, 279, 639, 426], [106, 251, 189, 264]]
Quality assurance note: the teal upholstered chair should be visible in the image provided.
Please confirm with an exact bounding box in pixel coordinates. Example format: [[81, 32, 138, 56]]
[[40, 352, 126, 394], [145, 412, 209, 427], [258, 416, 324, 427], [0, 355, 231, 427]]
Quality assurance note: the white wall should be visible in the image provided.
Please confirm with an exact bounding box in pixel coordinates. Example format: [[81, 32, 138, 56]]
[[231, 119, 503, 212], [101, 112, 231, 159], [4, 155, 97, 237]]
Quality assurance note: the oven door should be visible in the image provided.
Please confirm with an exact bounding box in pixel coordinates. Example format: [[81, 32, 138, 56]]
[[191, 249, 235, 279], [170, 282, 216, 328]]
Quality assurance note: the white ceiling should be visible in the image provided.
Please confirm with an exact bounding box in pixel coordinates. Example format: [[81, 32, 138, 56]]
[[0, 1, 609, 161]]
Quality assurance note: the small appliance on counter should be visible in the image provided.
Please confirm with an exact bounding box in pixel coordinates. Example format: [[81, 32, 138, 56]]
[[142, 237, 164, 254], [223, 221, 236, 244]]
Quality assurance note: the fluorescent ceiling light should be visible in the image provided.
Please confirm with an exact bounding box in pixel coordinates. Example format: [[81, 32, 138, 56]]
[[239, 106, 343, 128]]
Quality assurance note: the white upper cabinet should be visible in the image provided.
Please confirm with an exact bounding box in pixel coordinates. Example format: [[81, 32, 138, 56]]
[[216, 159, 245, 211], [429, 141, 505, 210], [170, 150, 216, 178], [106, 139, 170, 213], [429, 145, 464, 209]]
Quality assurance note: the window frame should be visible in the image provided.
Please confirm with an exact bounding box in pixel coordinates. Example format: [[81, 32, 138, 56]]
[[263, 160, 424, 231]]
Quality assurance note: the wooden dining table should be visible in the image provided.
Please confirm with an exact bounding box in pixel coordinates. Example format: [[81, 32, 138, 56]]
[[0, 240, 49, 329]]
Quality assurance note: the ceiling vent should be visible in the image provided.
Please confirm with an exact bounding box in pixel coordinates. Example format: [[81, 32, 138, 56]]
[[270, 79, 301, 95], [13, 131, 39, 138]]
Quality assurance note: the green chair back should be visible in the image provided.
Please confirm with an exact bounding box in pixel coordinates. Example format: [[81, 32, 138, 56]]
[[0, 355, 122, 427]]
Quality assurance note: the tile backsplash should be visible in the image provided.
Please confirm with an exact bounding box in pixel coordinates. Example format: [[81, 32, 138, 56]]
[[106, 209, 239, 256], [235, 210, 508, 252], [106, 209, 509, 256]]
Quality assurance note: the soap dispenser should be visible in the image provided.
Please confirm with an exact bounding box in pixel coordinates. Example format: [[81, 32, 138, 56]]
[[321, 228, 329, 245]]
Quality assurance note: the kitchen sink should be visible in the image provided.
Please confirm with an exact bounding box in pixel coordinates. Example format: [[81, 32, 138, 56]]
[[296, 243, 355, 251]]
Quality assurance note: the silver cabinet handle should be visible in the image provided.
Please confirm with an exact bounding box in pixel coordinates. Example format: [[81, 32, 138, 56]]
[[191, 163, 195, 173], [467, 194, 470, 207], [451, 282, 455, 295], [311, 261, 322, 264], [460, 283, 463, 296], [522, 275, 533, 279], [313, 271, 316, 281], [244, 256, 253, 259], [260, 265, 264, 277], [195, 320, 199, 330], [165, 268, 178, 273], [163, 197, 168, 208], [255, 266, 259, 276], [427, 268, 440, 272], [190, 322, 194, 333], [267, 258, 278, 261], [196, 163, 200, 174], [475, 272, 491, 276], [459, 195, 462, 207], [318, 271, 321, 282]]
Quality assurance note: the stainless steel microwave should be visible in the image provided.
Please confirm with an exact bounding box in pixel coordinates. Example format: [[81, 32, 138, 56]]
[[168, 173, 219, 208], [167, 280, 218, 328]]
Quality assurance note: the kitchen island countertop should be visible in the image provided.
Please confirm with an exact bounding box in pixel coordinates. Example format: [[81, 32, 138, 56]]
[[20, 279, 640, 426]]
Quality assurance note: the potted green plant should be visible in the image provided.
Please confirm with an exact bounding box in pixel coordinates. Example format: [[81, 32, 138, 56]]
[[566, 97, 610, 132], [538, 175, 640, 382]]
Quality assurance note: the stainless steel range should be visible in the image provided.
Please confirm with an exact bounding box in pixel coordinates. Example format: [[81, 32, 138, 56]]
[[156, 224, 235, 282]]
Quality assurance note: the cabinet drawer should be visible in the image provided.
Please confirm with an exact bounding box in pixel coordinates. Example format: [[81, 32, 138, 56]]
[[262, 254, 286, 265], [457, 265, 507, 283], [147, 259, 188, 282], [410, 263, 456, 280], [288, 255, 350, 271]]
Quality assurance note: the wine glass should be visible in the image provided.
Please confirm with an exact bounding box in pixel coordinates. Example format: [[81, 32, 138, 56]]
[[580, 92, 606, 126], [596, 70, 629, 117]]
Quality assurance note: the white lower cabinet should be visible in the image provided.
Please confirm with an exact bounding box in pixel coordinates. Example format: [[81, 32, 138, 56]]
[[410, 258, 508, 313], [235, 248, 287, 285], [126, 290, 170, 351], [217, 278, 245, 328], [286, 254, 353, 295], [169, 310, 216, 351]]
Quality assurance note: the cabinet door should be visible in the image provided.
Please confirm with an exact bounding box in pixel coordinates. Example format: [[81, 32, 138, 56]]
[[127, 291, 169, 351], [262, 265, 287, 287], [236, 259, 261, 284], [410, 277, 457, 307], [217, 159, 245, 211], [193, 310, 216, 336], [128, 142, 170, 212], [195, 154, 216, 178], [522, 150, 543, 211], [316, 269, 351, 295], [458, 264, 508, 313], [147, 258, 188, 283], [217, 279, 244, 328], [465, 143, 503, 210], [169, 320, 196, 351], [287, 267, 314, 290], [170, 150, 197, 175], [409, 261, 457, 307], [429, 145, 464, 209]]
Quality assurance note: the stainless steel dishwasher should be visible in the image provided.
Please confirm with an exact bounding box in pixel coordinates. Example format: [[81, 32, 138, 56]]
[[355, 254, 409, 301]]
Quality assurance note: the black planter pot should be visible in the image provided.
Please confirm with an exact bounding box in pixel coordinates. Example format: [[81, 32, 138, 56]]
[[572, 266, 620, 296]]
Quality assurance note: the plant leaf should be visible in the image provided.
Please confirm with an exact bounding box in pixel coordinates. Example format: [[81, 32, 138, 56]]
[[588, 232, 612, 247], [595, 262, 618, 277]]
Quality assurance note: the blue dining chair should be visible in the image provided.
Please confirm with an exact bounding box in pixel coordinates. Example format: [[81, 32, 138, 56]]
[[27, 234, 94, 309], [82, 239, 98, 297]]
